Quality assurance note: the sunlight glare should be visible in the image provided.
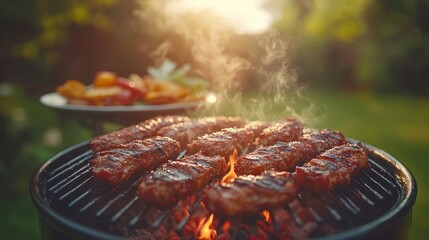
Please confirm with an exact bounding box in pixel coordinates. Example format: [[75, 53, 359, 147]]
[[165, 0, 274, 34]]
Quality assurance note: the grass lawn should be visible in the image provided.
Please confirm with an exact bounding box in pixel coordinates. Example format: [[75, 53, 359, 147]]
[[2, 90, 428, 239], [306, 90, 429, 240]]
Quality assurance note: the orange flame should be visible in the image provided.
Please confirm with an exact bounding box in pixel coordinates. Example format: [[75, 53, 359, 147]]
[[221, 149, 238, 183], [221, 221, 231, 232], [261, 210, 272, 223], [197, 213, 216, 240], [183, 208, 190, 216]]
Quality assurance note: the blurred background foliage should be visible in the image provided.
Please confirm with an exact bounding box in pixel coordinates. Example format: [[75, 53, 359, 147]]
[[1, 0, 428, 94], [278, 0, 429, 94], [0, 0, 428, 239]]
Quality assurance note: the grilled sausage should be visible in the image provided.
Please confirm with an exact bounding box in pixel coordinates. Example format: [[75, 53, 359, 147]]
[[204, 171, 297, 217], [257, 118, 303, 146], [236, 129, 346, 175], [137, 153, 227, 209], [186, 121, 271, 157], [91, 136, 181, 184], [157, 116, 246, 148], [90, 115, 189, 152], [295, 143, 369, 192]]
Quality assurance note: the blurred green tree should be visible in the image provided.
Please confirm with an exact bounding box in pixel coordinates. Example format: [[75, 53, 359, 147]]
[[357, 0, 429, 94], [274, 0, 429, 95], [0, 0, 123, 196], [0, 0, 156, 93]]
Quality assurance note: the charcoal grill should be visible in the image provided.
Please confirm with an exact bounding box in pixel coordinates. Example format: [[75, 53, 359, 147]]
[[30, 138, 417, 240]]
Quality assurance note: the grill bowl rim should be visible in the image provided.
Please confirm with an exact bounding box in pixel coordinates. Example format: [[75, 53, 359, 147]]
[[29, 140, 121, 240], [311, 139, 417, 240], [29, 139, 417, 240]]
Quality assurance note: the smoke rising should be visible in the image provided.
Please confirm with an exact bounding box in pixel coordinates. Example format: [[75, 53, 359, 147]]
[[136, 0, 324, 124]]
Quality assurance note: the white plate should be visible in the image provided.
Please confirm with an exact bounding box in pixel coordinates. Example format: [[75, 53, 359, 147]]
[[40, 92, 216, 112], [40, 92, 217, 124]]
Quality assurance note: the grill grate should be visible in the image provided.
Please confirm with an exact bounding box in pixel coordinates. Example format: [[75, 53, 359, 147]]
[[37, 141, 407, 239]]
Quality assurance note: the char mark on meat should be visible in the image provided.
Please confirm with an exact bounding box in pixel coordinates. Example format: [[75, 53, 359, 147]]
[[157, 116, 246, 148], [203, 171, 297, 217], [236, 129, 346, 175], [295, 143, 369, 192], [137, 153, 227, 209], [91, 136, 181, 184], [90, 115, 189, 152], [186, 121, 271, 158], [257, 118, 303, 146]]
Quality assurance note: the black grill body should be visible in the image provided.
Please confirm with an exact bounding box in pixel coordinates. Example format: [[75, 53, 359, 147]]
[[30, 139, 417, 240]]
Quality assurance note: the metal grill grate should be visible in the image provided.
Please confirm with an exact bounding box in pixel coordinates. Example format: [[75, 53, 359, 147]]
[[36, 140, 408, 239]]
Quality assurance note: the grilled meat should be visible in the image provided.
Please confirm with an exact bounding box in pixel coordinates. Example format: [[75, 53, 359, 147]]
[[242, 120, 273, 137], [257, 118, 303, 146], [91, 137, 181, 184], [137, 153, 226, 209], [90, 115, 189, 152], [157, 116, 246, 148], [204, 171, 297, 217], [295, 143, 369, 192], [186, 121, 271, 157], [236, 129, 346, 175]]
